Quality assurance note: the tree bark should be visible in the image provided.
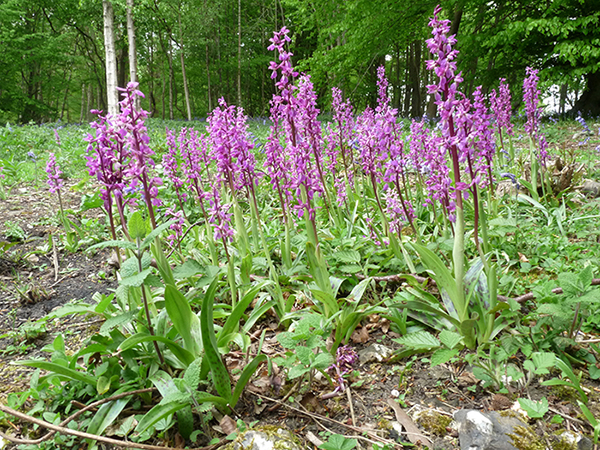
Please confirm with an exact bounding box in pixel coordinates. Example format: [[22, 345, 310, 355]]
[[206, 42, 212, 112], [126, 0, 139, 109], [168, 38, 174, 119], [573, 71, 600, 116], [237, 0, 242, 106], [559, 83, 567, 116], [409, 40, 422, 118], [80, 84, 86, 123], [178, 10, 192, 120], [103, 0, 119, 116]]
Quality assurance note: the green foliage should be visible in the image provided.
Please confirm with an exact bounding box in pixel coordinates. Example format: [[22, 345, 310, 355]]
[[319, 434, 357, 450], [518, 397, 548, 419], [393, 329, 462, 365], [273, 314, 334, 380]]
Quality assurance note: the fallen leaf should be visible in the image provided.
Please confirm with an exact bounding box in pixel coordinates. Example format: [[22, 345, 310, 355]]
[[220, 416, 237, 436], [305, 431, 323, 447], [387, 398, 434, 448], [518, 252, 529, 263], [351, 326, 369, 343]]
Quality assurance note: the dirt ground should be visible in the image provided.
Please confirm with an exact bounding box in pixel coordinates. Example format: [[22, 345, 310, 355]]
[[1, 180, 599, 450]]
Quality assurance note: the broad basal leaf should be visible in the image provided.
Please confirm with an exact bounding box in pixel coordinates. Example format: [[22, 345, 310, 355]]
[[394, 330, 440, 350]]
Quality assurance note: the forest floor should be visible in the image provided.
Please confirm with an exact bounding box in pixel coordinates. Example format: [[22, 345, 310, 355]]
[[1, 179, 600, 450]]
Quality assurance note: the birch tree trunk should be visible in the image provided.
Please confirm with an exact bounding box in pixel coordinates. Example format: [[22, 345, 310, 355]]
[[178, 10, 192, 120], [103, 0, 119, 116], [168, 38, 174, 120], [126, 0, 139, 108], [237, 0, 242, 106]]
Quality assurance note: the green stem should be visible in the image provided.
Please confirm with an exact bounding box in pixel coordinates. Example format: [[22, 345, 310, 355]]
[[452, 205, 466, 322]]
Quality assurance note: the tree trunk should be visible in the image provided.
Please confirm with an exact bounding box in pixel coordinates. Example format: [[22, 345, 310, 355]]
[[126, 0, 139, 109], [168, 38, 174, 120], [450, 1, 464, 37], [60, 70, 72, 121], [80, 84, 86, 123], [216, 23, 223, 101], [237, 0, 242, 106], [178, 10, 192, 120], [206, 42, 212, 112], [103, 0, 119, 116], [148, 33, 156, 116], [394, 43, 400, 111], [159, 30, 174, 119], [573, 71, 600, 116], [403, 46, 411, 116], [409, 40, 422, 118], [559, 83, 567, 116]]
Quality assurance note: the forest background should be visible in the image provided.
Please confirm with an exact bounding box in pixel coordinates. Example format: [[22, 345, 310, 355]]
[[1, 0, 600, 125]]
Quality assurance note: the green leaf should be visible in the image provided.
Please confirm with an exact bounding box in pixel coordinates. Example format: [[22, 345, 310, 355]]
[[334, 250, 361, 264], [79, 192, 103, 211], [230, 354, 267, 409], [431, 348, 459, 367], [173, 260, 204, 279], [320, 434, 357, 450], [128, 211, 147, 240], [394, 330, 440, 350], [276, 332, 296, 349], [87, 398, 129, 438], [310, 287, 339, 319], [45, 302, 95, 319], [288, 364, 310, 379], [296, 346, 313, 366], [346, 277, 371, 303], [409, 242, 460, 313], [15, 360, 96, 386], [201, 276, 232, 403], [306, 241, 333, 300], [100, 311, 136, 336], [338, 264, 362, 274], [177, 405, 194, 440], [183, 358, 203, 389], [438, 330, 462, 349], [579, 265, 594, 289], [164, 284, 201, 356], [142, 219, 177, 249], [119, 333, 195, 367], [53, 334, 65, 352], [120, 253, 151, 278], [120, 268, 152, 287], [135, 401, 189, 435], [531, 352, 556, 374], [558, 271, 581, 297], [589, 365, 600, 380], [312, 352, 334, 370], [218, 280, 272, 347], [96, 376, 111, 395], [518, 397, 548, 419]]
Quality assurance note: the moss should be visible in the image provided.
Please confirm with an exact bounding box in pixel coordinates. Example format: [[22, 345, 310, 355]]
[[260, 425, 303, 449], [507, 425, 545, 450], [377, 418, 391, 430], [549, 385, 579, 402], [499, 409, 522, 420], [550, 431, 579, 450], [220, 425, 303, 450], [417, 410, 452, 436]]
